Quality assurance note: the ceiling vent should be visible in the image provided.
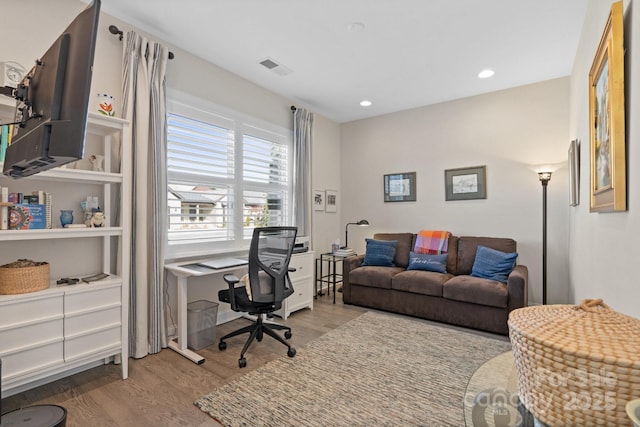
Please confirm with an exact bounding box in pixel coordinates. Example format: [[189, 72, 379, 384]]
[[259, 57, 292, 76]]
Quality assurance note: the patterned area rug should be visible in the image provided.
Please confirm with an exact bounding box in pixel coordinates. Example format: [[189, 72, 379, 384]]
[[195, 311, 512, 426]]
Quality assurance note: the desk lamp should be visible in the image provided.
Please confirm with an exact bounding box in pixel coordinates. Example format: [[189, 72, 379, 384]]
[[345, 219, 370, 248]]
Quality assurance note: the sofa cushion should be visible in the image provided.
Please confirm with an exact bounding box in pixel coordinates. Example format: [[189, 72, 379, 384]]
[[443, 275, 509, 308], [349, 266, 405, 290], [392, 270, 449, 297], [471, 246, 518, 283], [372, 233, 415, 268], [454, 236, 517, 275], [362, 239, 397, 267], [407, 252, 448, 273]]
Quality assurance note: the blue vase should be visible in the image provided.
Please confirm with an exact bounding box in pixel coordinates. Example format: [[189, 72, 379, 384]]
[[60, 210, 74, 227]]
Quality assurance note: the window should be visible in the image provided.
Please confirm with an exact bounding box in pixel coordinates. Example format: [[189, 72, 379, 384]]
[[166, 96, 292, 259]]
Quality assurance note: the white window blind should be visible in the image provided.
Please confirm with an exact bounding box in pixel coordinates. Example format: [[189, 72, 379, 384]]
[[166, 97, 292, 259]]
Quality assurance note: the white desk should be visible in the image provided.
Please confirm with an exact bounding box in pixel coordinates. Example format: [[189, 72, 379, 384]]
[[164, 260, 247, 364]]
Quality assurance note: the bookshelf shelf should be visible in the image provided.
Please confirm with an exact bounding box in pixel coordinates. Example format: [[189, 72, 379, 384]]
[[0, 226, 123, 241]]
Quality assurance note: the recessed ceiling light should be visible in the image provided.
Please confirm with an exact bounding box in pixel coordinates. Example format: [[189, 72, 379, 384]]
[[478, 69, 495, 79], [360, 100, 372, 107], [347, 22, 365, 33]]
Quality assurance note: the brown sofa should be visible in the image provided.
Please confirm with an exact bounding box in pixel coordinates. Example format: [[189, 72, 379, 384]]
[[342, 233, 528, 335]]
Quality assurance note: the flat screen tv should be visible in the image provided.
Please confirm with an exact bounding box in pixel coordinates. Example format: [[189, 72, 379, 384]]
[[2, 0, 101, 178]]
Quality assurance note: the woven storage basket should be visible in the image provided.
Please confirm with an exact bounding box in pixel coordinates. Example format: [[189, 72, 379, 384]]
[[509, 299, 640, 426], [0, 262, 50, 294]]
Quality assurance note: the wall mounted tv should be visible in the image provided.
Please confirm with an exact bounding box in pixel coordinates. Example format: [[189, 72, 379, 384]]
[[2, 0, 101, 178]]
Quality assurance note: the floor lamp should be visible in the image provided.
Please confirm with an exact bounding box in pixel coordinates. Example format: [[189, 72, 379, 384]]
[[345, 219, 369, 248], [538, 171, 551, 305]]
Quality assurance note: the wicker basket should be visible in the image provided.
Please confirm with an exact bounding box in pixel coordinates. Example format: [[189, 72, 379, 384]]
[[509, 299, 640, 426], [0, 261, 50, 295]]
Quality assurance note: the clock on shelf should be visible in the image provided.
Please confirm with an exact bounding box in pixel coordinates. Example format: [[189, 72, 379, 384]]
[[1, 61, 26, 88]]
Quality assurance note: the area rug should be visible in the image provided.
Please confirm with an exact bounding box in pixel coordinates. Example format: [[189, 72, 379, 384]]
[[195, 311, 512, 426]]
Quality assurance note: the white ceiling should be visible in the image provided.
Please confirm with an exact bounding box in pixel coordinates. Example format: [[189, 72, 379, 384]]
[[98, 0, 588, 123]]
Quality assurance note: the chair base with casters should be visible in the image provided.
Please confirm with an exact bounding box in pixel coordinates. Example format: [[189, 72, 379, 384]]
[[218, 275, 296, 368]]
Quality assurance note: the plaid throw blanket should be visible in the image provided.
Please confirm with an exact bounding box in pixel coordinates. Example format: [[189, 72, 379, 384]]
[[414, 230, 451, 254]]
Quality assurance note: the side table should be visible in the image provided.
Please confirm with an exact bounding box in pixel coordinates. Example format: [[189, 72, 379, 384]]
[[315, 253, 354, 303]]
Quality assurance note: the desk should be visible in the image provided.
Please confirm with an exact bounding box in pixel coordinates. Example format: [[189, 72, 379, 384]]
[[315, 253, 354, 303], [165, 260, 247, 364]]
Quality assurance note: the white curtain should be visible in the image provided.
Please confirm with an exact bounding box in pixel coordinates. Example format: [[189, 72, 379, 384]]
[[121, 31, 169, 358], [292, 108, 313, 236]]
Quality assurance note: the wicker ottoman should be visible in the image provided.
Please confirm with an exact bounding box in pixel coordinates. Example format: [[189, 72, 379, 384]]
[[509, 299, 640, 426]]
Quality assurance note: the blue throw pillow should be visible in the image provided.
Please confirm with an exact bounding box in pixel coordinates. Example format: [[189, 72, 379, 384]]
[[407, 252, 448, 273], [471, 245, 518, 283], [362, 239, 397, 267]]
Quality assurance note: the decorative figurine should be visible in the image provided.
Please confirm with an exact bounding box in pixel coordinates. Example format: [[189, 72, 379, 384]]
[[89, 154, 104, 172], [90, 211, 105, 228]]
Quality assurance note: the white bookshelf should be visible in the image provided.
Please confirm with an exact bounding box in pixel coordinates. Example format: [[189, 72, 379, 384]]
[[0, 112, 131, 397]]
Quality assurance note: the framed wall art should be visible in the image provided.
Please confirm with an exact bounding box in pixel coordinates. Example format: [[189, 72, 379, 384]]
[[313, 190, 325, 211], [589, 1, 626, 212], [325, 189, 337, 213], [384, 172, 416, 202], [444, 166, 487, 201]]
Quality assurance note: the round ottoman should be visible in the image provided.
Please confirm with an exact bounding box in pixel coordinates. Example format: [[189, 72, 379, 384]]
[[508, 299, 640, 426]]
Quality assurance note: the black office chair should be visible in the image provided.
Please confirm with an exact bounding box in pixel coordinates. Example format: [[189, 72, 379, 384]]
[[218, 226, 298, 368]]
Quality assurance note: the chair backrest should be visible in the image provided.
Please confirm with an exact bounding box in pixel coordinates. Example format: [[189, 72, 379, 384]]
[[247, 226, 297, 305]]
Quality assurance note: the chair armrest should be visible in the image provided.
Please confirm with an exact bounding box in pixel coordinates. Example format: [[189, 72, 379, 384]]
[[342, 254, 365, 303], [223, 274, 241, 308], [507, 265, 528, 311], [224, 274, 240, 285]]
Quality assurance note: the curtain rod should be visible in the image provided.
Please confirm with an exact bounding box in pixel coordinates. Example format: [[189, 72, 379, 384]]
[[109, 25, 175, 60], [290, 105, 297, 112]]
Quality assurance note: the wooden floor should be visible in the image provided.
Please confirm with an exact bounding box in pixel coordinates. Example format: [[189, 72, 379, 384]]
[[1, 291, 366, 426]]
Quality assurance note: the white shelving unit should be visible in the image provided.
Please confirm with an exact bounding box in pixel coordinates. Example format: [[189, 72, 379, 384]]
[[276, 251, 314, 319], [0, 111, 131, 397]]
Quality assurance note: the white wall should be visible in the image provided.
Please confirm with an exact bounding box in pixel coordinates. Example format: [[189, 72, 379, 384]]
[[341, 78, 571, 305], [311, 114, 342, 253], [568, 0, 639, 318]]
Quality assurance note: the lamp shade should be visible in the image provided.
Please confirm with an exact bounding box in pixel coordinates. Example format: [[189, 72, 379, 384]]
[[538, 171, 552, 183]]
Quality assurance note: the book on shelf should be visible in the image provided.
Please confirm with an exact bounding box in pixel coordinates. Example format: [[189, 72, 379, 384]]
[[32, 190, 45, 204], [23, 195, 39, 204], [0, 186, 8, 230], [45, 192, 52, 229], [9, 204, 46, 230], [8, 192, 22, 203]]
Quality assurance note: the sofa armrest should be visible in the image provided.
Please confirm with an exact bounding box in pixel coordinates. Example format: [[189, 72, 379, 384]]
[[342, 254, 365, 304], [507, 264, 528, 311]]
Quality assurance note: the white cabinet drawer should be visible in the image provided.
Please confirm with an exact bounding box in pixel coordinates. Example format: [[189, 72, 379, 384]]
[[65, 284, 121, 313], [0, 317, 63, 352], [291, 277, 314, 305], [65, 305, 121, 336], [288, 253, 313, 281], [1, 340, 64, 380], [0, 294, 63, 328], [65, 325, 121, 362]]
